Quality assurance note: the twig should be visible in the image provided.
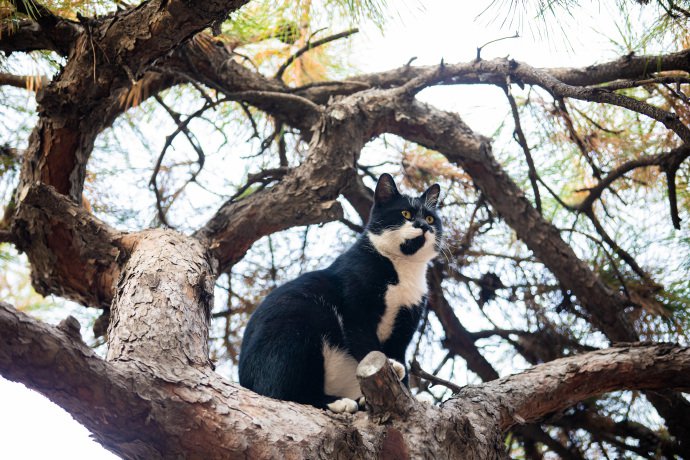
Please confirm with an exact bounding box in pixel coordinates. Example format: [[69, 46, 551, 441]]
[[409, 359, 464, 394], [150, 96, 227, 226], [559, 228, 632, 301], [536, 177, 574, 211], [288, 80, 370, 94], [476, 32, 519, 61], [274, 28, 359, 80], [227, 167, 289, 203], [238, 102, 260, 140], [224, 90, 322, 118], [0, 73, 49, 91], [571, 106, 623, 134], [503, 80, 542, 214], [338, 217, 363, 233], [556, 99, 602, 180], [596, 75, 690, 91]]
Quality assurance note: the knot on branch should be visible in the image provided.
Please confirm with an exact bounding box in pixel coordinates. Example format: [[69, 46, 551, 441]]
[[57, 315, 83, 341], [356, 351, 418, 423]]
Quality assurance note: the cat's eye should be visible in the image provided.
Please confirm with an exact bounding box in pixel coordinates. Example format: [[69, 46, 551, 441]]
[[425, 216, 435, 224], [401, 210, 412, 219]]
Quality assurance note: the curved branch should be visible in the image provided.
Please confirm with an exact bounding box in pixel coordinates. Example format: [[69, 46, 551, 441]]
[[295, 49, 690, 104], [193, 96, 373, 271], [0, 17, 80, 56], [381, 97, 637, 342], [0, 300, 378, 458], [451, 344, 690, 431], [578, 145, 690, 211], [275, 28, 358, 80], [12, 183, 127, 309]]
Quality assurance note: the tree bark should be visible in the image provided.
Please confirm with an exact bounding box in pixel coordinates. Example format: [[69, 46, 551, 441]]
[[4, 3, 690, 456], [3, 278, 690, 459]]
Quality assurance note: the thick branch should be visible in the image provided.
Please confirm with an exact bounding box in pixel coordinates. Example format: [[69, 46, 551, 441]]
[[12, 183, 127, 308], [295, 50, 690, 105], [16, 0, 249, 203], [0, 301, 381, 459], [0, 301, 169, 458], [383, 97, 637, 342], [162, 35, 317, 131], [0, 17, 79, 55], [194, 95, 377, 271], [452, 344, 690, 431]]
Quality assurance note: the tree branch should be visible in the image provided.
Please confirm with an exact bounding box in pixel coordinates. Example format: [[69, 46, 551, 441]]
[[503, 82, 542, 214], [453, 344, 690, 432], [193, 95, 375, 271], [0, 301, 379, 458], [275, 28, 359, 80], [0, 72, 48, 90], [428, 264, 500, 382], [0, 16, 79, 56], [381, 97, 637, 342], [11, 183, 126, 308]]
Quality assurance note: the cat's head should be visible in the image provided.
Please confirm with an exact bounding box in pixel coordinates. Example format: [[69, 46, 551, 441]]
[[366, 174, 442, 263]]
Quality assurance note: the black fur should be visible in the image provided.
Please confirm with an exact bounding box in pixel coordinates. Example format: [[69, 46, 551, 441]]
[[238, 174, 442, 409]]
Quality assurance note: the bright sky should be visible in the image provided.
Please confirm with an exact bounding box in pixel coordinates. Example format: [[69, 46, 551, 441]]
[[1, 0, 660, 458]]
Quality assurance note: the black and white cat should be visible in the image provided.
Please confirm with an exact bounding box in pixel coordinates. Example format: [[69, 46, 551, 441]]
[[238, 174, 442, 413]]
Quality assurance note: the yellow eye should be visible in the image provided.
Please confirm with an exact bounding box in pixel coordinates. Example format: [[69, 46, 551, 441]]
[[401, 210, 412, 219], [425, 216, 435, 224]]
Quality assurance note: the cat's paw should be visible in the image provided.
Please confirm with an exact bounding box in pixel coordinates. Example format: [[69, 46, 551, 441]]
[[358, 396, 366, 409], [327, 398, 359, 414], [388, 359, 405, 380], [415, 392, 434, 405]]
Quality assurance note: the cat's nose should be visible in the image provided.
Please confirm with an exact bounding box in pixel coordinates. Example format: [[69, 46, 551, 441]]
[[413, 220, 431, 233]]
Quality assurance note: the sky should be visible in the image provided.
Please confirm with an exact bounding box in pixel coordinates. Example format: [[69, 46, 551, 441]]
[[0, 0, 668, 458]]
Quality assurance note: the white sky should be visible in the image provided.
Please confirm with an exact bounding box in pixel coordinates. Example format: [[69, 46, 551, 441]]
[[1, 0, 667, 458]]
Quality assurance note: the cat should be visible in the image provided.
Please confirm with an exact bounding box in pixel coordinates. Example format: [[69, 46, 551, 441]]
[[238, 173, 442, 413]]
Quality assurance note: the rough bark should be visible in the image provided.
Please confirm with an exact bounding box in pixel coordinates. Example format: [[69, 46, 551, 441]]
[[3, 282, 690, 459], [4, 2, 690, 457], [12, 184, 127, 308]]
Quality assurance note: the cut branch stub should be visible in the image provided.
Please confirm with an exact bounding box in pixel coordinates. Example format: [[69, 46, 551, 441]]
[[356, 351, 418, 423]]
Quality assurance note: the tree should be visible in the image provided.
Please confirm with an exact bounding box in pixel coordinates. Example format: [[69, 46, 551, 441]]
[[1, 0, 690, 457]]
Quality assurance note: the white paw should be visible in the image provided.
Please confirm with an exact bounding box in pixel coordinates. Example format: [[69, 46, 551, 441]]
[[327, 398, 359, 414], [358, 396, 366, 408], [389, 359, 405, 380], [415, 392, 434, 404]]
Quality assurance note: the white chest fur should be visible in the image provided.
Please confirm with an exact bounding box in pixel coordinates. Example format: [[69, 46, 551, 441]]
[[368, 224, 436, 343], [377, 259, 428, 342]]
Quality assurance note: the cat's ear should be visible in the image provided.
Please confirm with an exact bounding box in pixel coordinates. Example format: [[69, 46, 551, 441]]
[[374, 173, 400, 205], [420, 183, 441, 208]]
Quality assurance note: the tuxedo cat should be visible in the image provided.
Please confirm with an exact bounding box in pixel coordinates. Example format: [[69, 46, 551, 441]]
[[238, 174, 442, 413]]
